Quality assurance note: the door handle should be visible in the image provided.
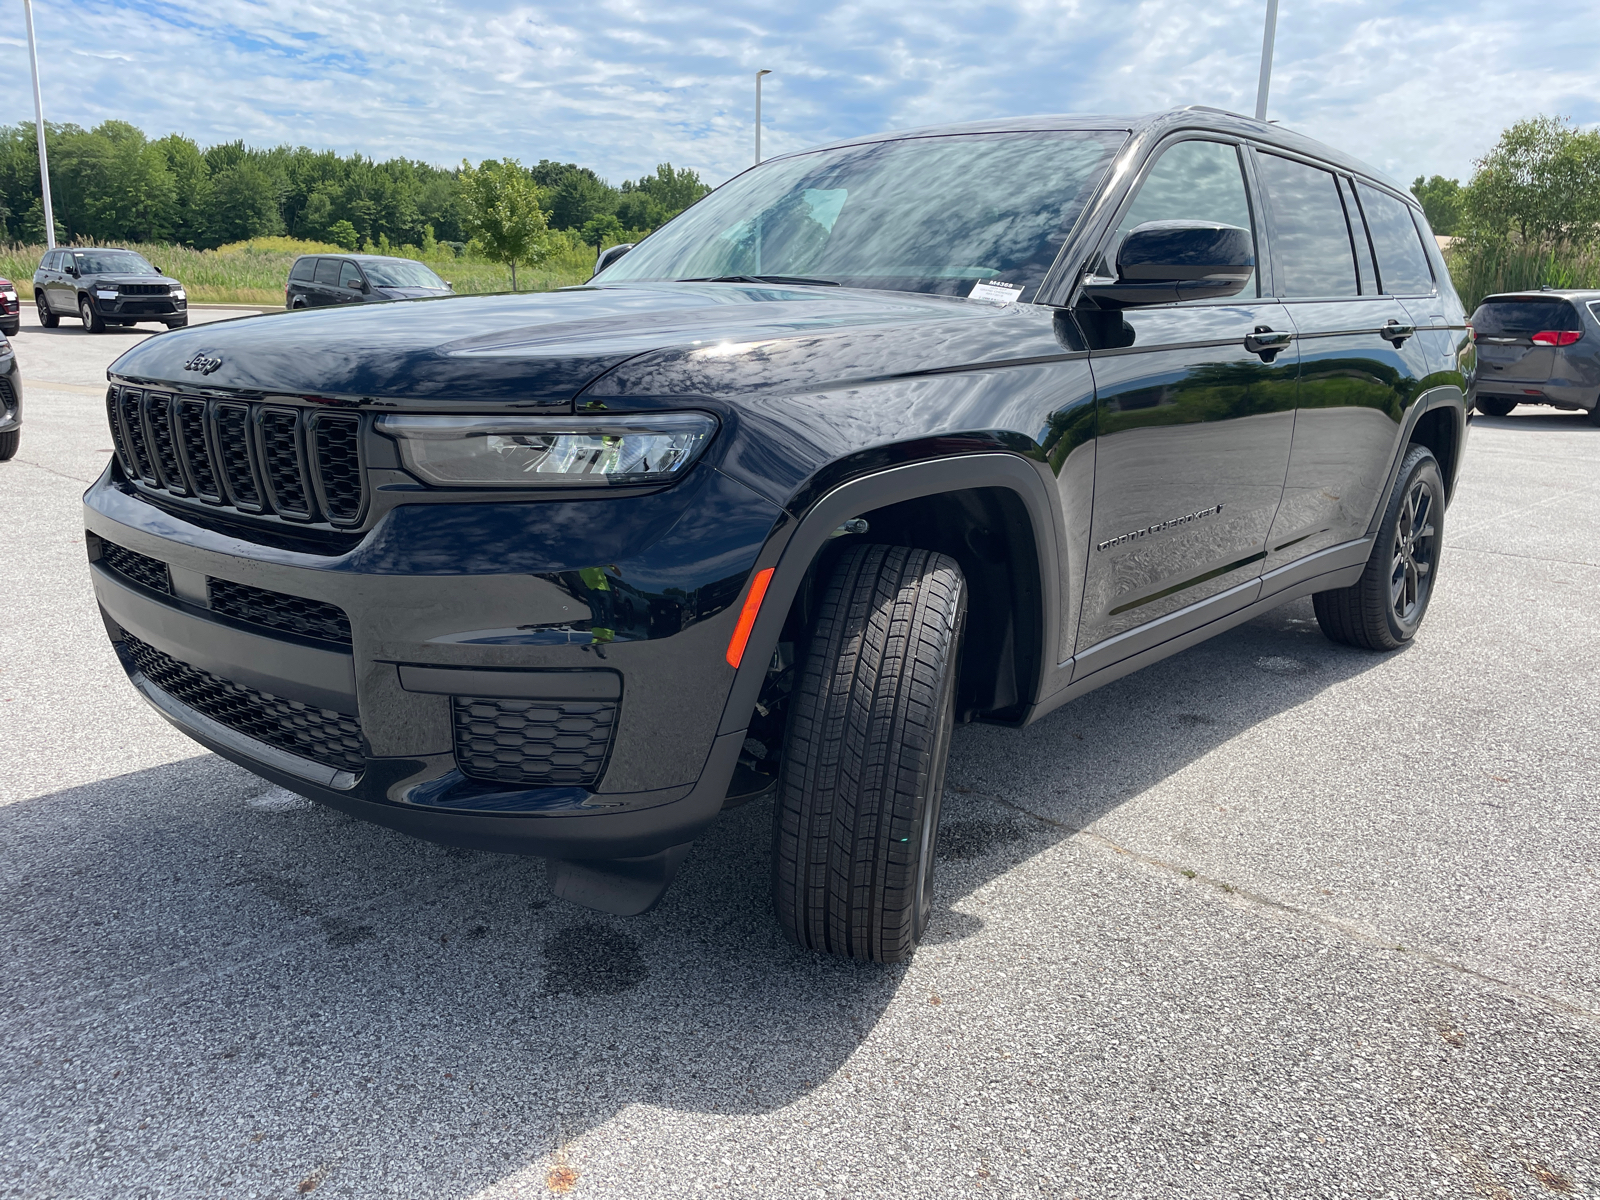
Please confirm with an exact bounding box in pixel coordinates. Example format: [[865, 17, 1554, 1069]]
[[1381, 319, 1416, 347], [1244, 327, 1293, 361]]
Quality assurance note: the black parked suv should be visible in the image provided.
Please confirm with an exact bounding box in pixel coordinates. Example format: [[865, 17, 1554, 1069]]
[[285, 254, 452, 309], [85, 108, 1471, 961], [35, 247, 187, 332]]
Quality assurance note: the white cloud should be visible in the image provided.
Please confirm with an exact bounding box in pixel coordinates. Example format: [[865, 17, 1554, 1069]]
[[1, 0, 1596, 186]]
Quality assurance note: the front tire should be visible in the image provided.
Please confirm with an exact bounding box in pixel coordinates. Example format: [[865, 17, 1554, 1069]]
[[771, 543, 967, 963], [1314, 444, 1444, 651], [0, 429, 17, 461], [36, 294, 58, 328], [79, 296, 105, 334], [1476, 397, 1516, 417], [165, 315, 188, 330]]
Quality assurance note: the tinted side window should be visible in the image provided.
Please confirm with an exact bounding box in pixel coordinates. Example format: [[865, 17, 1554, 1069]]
[[339, 261, 364, 289], [1256, 153, 1357, 297], [290, 257, 316, 281], [312, 258, 341, 285], [1356, 183, 1433, 295], [1112, 139, 1256, 294]]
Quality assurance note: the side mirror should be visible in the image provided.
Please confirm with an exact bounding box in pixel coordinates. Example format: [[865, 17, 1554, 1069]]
[[592, 243, 635, 278], [1081, 220, 1254, 307]]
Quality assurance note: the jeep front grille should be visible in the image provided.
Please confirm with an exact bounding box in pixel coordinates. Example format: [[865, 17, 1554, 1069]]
[[106, 387, 366, 527], [124, 633, 365, 773], [452, 698, 617, 787]]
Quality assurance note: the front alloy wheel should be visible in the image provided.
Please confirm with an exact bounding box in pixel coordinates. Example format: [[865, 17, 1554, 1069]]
[[79, 296, 105, 334]]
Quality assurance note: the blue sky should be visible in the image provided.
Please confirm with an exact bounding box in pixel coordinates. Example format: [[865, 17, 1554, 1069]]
[[2, 0, 1598, 188]]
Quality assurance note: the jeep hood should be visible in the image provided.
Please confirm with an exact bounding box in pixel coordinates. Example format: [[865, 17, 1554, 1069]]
[[105, 282, 1068, 410]]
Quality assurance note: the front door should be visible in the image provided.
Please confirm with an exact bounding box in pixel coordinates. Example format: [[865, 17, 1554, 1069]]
[[1256, 158, 1434, 571], [1073, 137, 1298, 666]]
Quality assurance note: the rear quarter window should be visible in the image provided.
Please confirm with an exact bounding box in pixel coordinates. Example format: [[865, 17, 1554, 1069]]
[[1357, 183, 1433, 295], [1471, 299, 1581, 335], [290, 257, 316, 281]]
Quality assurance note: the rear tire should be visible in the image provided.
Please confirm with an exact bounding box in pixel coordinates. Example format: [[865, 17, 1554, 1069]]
[[1314, 444, 1444, 651], [1476, 397, 1516, 417], [771, 543, 966, 964], [79, 296, 105, 334], [36, 294, 58, 328], [1587, 402, 1600, 428], [0, 429, 18, 461]]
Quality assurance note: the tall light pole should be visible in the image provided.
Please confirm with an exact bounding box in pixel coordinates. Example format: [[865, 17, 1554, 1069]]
[[1254, 0, 1278, 122], [755, 69, 771, 164], [23, 0, 56, 247]]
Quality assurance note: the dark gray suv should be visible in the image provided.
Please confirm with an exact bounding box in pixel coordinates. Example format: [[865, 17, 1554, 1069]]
[[285, 254, 452, 309], [33, 248, 187, 333], [1470, 289, 1600, 424]]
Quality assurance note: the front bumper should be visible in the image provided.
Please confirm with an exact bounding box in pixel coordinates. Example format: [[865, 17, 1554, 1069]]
[[84, 463, 784, 861], [95, 295, 187, 319]]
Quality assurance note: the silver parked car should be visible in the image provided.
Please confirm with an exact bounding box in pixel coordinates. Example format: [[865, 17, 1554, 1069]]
[[1470, 289, 1600, 424]]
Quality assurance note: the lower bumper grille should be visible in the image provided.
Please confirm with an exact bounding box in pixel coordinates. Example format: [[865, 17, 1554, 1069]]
[[124, 633, 365, 773], [452, 698, 616, 787], [208, 578, 352, 645], [100, 541, 172, 594]]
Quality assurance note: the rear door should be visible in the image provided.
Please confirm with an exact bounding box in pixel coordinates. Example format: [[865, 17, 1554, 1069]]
[[1471, 296, 1582, 388], [1072, 136, 1299, 666], [309, 257, 341, 306], [1256, 154, 1432, 575], [287, 257, 316, 307]]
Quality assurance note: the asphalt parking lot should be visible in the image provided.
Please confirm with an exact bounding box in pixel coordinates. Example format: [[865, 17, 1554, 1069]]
[[2, 305, 1598, 1200]]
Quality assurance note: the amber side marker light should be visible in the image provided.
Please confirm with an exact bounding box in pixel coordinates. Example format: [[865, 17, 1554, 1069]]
[[725, 567, 775, 668]]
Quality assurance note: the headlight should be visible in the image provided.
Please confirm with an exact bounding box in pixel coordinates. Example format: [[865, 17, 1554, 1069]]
[[96, 289, 118, 300], [377, 412, 717, 487], [170, 287, 186, 300]]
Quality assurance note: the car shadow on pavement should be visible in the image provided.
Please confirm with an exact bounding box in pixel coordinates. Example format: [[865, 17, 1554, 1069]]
[[1, 598, 1397, 1195], [1467, 409, 1599, 432]]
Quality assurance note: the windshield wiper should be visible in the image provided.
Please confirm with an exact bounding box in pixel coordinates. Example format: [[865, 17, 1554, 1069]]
[[680, 274, 841, 287]]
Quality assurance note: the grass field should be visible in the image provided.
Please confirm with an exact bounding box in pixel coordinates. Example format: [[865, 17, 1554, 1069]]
[[1444, 240, 1600, 310], [0, 236, 600, 305]]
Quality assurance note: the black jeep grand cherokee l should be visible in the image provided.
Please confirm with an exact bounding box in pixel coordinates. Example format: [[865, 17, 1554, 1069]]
[[36, 247, 188, 332], [85, 108, 1472, 962]]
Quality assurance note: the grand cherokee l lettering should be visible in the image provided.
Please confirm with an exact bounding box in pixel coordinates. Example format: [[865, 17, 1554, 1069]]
[[84, 108, 1472, 961]]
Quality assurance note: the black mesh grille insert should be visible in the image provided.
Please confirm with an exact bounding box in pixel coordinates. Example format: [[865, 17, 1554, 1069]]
[[99, 541, 171, 594], [118, 388, 156, 482], [124, 633, 365, 773], [106, 387, 133, 477], [144, 392, 187, 494], [312, 415, 363, 522], [208, 578, 352, 645], [452, 698, 616, 787], [260, 408, 309, 515], [214, 403, 261, 508], [176, 399, 220, 500]]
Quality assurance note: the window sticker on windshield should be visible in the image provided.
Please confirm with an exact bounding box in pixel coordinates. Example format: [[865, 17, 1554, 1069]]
[[968, 280, 1023, 305]]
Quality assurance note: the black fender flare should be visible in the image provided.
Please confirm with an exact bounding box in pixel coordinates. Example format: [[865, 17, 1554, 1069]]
[[713, 451, 1065, 740], [1363, 384, 1467, 539]]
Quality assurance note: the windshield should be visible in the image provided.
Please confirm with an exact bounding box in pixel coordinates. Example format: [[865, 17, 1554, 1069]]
[[362, 260, 448, 289], [73, 251, 158, 276], [1472, 298, 1581, 336], [597, 130, 1126, 300]]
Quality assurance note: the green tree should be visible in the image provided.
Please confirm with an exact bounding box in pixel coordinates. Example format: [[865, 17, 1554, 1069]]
[[1463, 115, 1600, 246], [205, 159, 284, 244], [549, 170, 616, 231], [327, 219, 359, 250], [1410, 175, 1463, 236], [580, 212, 624, 247], [458, 157, 551, 290]]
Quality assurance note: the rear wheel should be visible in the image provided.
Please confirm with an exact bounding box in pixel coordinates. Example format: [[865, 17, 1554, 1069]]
[[36, 293, 58, 328], [0, 429, 18, 461], [771, 543, 966, 963], [1314, 444, 1444, 651], [1476, 397, 1516, 417], [79, 296, 105, 334]]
